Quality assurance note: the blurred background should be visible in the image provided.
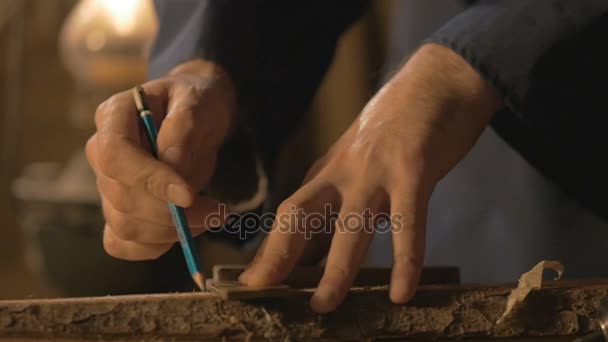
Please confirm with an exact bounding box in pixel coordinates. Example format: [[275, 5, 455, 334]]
[[0, 0, 392, 299]]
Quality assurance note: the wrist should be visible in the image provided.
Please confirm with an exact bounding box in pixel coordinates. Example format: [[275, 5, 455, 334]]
[[358, 44, 504, 183], [399, 43, 503, 115]]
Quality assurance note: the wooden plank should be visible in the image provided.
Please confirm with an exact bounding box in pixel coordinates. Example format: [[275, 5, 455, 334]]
[[1, 280, 607, 340]]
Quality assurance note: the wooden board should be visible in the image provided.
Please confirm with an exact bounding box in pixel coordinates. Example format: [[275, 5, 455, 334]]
[[1, 279, 608, 340]]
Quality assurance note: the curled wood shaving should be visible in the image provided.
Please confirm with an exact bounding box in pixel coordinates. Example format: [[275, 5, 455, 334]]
[[496, 260, 564, 324]]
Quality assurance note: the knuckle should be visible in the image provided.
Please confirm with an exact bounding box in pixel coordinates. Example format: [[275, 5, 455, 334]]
[[107, 215, 138, 242], [336, 214, 362, 234], [95, 94, 120, 124], [95, 92, 128, 130], [143, 171, 165, 199], [392, 252, 421, 269], [396, 152, 426, 178], [275, 199, 301, 232], [97, 139, 121, 178], [95, 100, 107, 115], [324, 263, 351, 285], [85, 135, 98, 169], [103, 228, 127, 259], [277, 198, 301, 214], [105, 93, 123, 110], [98, 179, 133, 213], [179, 82, 203, 98], [94, 100, 109, 128], [103, 225, 171, 261], [394, 212, 419, 233], [107, 194, 132, 214]]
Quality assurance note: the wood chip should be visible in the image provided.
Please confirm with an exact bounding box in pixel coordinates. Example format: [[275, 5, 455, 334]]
[[497, 260, 565, 324]]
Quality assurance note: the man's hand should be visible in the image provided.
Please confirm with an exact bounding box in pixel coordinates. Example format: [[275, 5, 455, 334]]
[[239, 44, 503, 312], [86, 59, 235, 260]]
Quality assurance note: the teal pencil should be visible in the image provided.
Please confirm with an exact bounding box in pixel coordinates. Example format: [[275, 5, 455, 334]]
[[132, 86, 205, 291]]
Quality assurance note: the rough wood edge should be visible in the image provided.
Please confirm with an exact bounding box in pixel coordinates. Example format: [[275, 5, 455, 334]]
[[1, 281, 607, 341]]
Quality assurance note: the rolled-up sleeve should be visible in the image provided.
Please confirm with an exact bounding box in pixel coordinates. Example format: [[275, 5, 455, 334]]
[[427, 1, 608, 219], [426, 0, 608, 117]]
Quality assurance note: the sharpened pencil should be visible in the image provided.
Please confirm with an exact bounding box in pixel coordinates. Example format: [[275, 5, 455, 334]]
[[132, 86, 205, 291]]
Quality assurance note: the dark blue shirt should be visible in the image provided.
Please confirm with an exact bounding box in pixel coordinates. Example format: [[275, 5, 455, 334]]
[[150, 0, 608, 220]]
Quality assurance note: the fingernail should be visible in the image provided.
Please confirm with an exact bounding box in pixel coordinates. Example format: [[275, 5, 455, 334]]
[[310, 284, 339, 313], [167, 183, 192, 206]]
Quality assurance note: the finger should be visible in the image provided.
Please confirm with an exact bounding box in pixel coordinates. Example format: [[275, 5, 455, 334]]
[[101, 194, 208, 244], [243, 188, 333, 274], [389, 185, 428, 304], [310, 187, 384, 313], [91, 133, 209, 223], [240, 225, 330, 284], [238, 233, 271, 284], [94, 91, 142, 141], [239, 181, 339, 286], [94, 86, 195, 207], [95, 131, 194, 207], [103, 224, 174, 261], [280, 156, 334, 266], [94, 82, 170, 135], [97, 173, 224, 227]]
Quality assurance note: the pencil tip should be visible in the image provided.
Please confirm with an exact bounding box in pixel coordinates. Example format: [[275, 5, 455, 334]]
[[193, 272, 206, 291]]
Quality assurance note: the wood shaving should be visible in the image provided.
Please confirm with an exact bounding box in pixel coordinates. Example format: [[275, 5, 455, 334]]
[[497, 260, 564, 324]]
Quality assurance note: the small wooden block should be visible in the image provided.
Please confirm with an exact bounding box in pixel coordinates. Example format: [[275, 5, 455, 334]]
[[207, 264, 460, 300], [207, 282, 293, 300]]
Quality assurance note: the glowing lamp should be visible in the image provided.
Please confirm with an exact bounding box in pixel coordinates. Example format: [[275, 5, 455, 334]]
[[59, 0, 158, 126]]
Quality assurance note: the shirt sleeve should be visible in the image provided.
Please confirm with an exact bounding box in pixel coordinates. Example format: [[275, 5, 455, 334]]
[[148, 1, 367, 233], [426, 2, 608, 220], [150, 0, 368, 155], [426, 0, 608, 118]]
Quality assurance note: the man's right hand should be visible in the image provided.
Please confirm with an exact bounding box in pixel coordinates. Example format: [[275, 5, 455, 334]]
[[86, 59, 236, 261]]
